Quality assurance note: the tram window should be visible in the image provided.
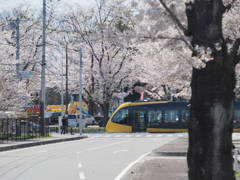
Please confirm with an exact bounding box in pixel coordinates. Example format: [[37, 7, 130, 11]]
[[234, 110, 240, 123], [148, 109, 162, 123], [165, 110, 179, 123], [112, 108, 129, 125], [182, 110, 190, 122]]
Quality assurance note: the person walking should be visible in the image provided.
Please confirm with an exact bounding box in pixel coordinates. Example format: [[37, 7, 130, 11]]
[[61, 115, 67, 134], [66, 115, 69, 133]]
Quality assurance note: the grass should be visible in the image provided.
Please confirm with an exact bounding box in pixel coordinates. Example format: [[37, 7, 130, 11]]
[[49, 126, 106, 133], [236, 172, 240, 177], [82, 127, 106, 132], [0, 133, 52, 141]]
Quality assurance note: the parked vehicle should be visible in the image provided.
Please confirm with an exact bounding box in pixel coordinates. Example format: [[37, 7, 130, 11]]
[[50, 112, 62, 124], [45, 112, 56, 125], [67, 114, 88, 127], [85, 114, 96, 126]]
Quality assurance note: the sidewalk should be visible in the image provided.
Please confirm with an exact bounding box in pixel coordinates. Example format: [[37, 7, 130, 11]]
[[0, 133, 86, 152], [122, 136, 240, 180]]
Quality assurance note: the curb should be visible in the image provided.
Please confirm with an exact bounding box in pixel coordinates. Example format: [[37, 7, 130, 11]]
[[0, 136, 86, 152], [150, 151, 187, 157]]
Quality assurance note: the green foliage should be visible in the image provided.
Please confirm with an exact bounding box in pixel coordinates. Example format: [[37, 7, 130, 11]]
[[235, 172, 240, 177], [82, 127, 106, 133], [115, 20, 129, 33], [33, 22, 39, 26], [20, 15, 28, 19], [49, 127, 106, 133], [0, 133, 52, 140]]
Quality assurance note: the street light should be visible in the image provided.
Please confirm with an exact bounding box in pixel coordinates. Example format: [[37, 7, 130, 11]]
[[79, 48, 83, 135], [59, 19, 69, 122], [121, 49, 125, 104], [61, 48, 64, 124], [40, 0, 46, 136]]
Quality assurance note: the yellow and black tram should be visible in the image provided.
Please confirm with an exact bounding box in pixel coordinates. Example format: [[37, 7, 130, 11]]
[[106, 101, 240, 133]]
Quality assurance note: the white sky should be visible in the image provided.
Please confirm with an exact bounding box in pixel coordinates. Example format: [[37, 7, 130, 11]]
[[0, 0, 95, 9]]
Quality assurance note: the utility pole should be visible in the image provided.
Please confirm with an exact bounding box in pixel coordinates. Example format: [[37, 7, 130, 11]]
[[61, 47, 64, 123], [65, 45, 69, 115], [40, 0, 46, 136], [79, 48, 83, 135], [121, 51, 125, 104], [16, 17, 20, 79]]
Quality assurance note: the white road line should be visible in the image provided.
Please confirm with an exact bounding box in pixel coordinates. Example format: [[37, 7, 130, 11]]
[[146, 135, 153, 137], [38, 150, 48, 153], [0, 138, 89, 154], [135, 135, 142, 137], [114, 152, 150, 180], [78, 163, 82, 168], [125, 135, 132, 137], [76, 139, 133, 154], [177, 135, 183, 137], [92, 135, 101, 138], [113, 150, 129, 153], [167, 135, 173, 137], [157, 135, 163, 137], [153, 138, 162, 140], [114, 135, 121, 137], [104, 135, 111, 137], [79, 172, 85, 179]]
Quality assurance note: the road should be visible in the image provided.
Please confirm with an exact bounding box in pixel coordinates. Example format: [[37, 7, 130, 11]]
[[0, 133, 186, 180]]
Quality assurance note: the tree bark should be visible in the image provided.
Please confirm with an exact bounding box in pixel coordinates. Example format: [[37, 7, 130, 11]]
[[187, 0, 236, 179], [88, 99, 94, 116], [100, 101, 110, 127]]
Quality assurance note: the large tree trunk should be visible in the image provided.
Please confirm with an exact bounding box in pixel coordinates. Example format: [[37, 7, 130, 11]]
[[187, 1, 236, 179], [88, 99, 94, 116], [100, 101, 110, 127]]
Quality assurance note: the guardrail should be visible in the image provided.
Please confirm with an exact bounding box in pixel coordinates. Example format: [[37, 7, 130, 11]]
[[0, 118, 49, 143]]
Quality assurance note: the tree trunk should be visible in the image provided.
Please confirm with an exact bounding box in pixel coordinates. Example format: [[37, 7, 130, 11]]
[[88, 99, 94, 116], [100, 101, 110, 127], [187, 1, 236, 179]]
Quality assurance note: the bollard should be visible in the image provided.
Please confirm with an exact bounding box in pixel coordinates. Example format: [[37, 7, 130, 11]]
[[56, 127, 58, 133], [71, 127, 73, 135], [234, 149, 239, 172]]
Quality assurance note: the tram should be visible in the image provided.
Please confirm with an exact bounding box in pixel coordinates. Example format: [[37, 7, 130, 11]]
[[106, 101, 240, 133]]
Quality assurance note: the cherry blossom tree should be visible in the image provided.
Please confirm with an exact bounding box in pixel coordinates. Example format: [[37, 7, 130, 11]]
[[130, 0, 240, 179], [49, 1, 139, 125], [0, 1, 61, 112]]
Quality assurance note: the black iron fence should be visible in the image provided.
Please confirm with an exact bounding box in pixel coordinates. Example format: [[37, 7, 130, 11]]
[[0, 118, 50, 143]]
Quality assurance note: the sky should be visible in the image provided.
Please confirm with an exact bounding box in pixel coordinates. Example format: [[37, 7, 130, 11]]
[[0, 0, 94, 9]]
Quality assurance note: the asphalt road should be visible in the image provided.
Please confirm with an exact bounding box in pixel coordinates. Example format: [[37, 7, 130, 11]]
[[0, 133, 184, 180]]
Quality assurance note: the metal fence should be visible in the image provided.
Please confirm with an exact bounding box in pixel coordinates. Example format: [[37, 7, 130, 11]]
[[0, 118, 50, 143]]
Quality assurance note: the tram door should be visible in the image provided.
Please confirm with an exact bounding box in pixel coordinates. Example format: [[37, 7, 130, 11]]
[[132, 108, 147, 132]]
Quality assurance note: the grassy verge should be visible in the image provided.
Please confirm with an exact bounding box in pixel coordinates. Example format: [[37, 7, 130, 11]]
[[82, 127, 106, 133], [49, 127, 106, 133], [0, 133, 52, 141], [236, 172, 240, 177]]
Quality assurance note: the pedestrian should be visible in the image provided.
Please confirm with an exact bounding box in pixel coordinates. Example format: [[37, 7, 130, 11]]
[[61, 115, 67, 134], [66, 115, 68, 133]]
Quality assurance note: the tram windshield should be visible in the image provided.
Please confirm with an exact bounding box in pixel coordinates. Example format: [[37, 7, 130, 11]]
[[112, 108, 129, 125]]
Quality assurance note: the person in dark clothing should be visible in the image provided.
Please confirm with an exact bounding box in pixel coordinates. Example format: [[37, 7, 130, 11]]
[[66, 116, 69, 133], [61, 115, 67, 134]]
